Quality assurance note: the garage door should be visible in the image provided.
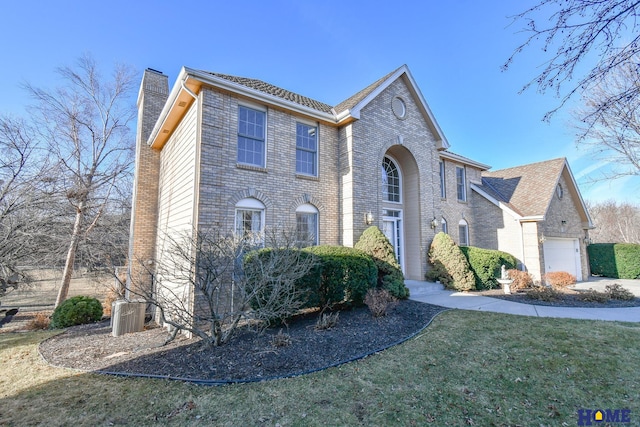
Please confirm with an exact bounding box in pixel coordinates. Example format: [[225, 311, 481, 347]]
[[542, 238, 582, 281]]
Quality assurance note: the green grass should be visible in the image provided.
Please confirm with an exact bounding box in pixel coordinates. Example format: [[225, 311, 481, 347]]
[[1, 310, 639, 426]]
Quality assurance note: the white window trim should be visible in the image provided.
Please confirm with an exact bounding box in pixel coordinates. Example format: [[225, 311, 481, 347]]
[[456, 166, 467, 202], [439, 161, 446, 199], [458, 219, 469, 246], [296, 203, 319, 245], [382, 155, 403, 204], [237, 103, 267, 168], [295, 121, 319, 177], [234, 198, 265, 244]]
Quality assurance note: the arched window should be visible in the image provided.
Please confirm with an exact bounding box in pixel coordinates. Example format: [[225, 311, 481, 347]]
[[235, 198, 265, 244], [382, 156, 401, 203], [296, 203, 318, 246], [458, 219, 469, 246], [441, 217, 448, 234]]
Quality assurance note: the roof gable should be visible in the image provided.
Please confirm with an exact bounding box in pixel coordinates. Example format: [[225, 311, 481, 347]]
[[479, 158, 593, 227]]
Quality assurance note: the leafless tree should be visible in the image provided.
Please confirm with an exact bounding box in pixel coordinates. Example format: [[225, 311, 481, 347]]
[[587, 200, 640, 243], [504, 0, 640, 120], [0, 115, 62, 301], [23, 54, 136, 307], [572, 58, 640, 179], [124, 228, 318, 347]]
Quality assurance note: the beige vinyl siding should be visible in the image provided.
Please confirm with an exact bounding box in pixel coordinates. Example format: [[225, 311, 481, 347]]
[[154, 102, 198, 324]]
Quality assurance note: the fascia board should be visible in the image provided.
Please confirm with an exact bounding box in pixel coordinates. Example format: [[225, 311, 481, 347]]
[[440, 151, 491, 170]]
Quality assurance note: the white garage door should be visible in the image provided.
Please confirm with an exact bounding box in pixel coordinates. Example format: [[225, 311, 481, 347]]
[[543, 238, 582, 281]]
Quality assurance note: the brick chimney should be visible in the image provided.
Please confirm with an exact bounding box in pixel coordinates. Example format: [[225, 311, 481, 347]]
[[127, 68, 169, 295]]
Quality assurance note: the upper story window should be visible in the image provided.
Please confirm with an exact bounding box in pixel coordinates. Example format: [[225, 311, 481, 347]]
[[556, 183, 564, 199], [296, 203, 319, 246], [458, 219, 469, 246], [382, 156, 401, 203], [439, 161, 446, 199], [237, 105, 266, 168], [456, 166, 466, 202], [296, 122, 317, 176], [235, 197, 265, 246]]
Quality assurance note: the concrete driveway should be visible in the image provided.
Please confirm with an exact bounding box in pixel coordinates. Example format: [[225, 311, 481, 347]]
[[571, 276, 640, 297]]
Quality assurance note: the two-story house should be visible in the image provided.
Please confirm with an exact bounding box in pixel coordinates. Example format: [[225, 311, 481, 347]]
[[128, 65, 592, 299]]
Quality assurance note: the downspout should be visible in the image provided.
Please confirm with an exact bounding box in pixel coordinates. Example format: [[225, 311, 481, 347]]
[[181, 79, 198, 100]]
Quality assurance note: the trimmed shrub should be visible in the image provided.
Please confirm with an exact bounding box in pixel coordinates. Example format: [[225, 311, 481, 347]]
[[605, 284, 635, 301], [507, 269, 534, 291], [526, 287, 561, 302], [50, 296, 103, 328], [303, 245, 377, 307], [588, 243, 640, 279], [460, 246, 518, 290], [543, 271, 576, 288], [354, 226, 409, 299], [427, 232, 475, 291], [244, 248, 321, 324], [577, 289, 610, 303]]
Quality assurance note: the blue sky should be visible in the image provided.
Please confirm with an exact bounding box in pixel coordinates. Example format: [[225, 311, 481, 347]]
[[1, 0, 637, 204]]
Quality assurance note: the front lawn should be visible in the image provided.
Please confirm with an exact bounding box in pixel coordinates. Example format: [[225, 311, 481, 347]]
[[1, 310, 639, 426]]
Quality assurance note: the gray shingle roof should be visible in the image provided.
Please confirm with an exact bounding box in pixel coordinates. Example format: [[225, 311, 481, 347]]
[[333, 68, 400, 115], [480, 158, 566, 217], [203, 72, 334, 114]]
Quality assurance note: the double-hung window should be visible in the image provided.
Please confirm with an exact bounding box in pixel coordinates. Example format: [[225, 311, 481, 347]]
[[295, 204, 319, 246], [458, 219, 469, 246], [456, 166, 466, 202], [237, 105, 266, 167], [296, 122, 317, 176], [439, 161, 446, 198], [235, 198, 265, 246]]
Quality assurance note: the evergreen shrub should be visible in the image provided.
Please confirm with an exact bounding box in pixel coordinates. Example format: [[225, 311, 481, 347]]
[[427, 232, 475, 291], [50, 296, 103, 328], [354, 226, 409, 299], [460, 246, 517, 290]]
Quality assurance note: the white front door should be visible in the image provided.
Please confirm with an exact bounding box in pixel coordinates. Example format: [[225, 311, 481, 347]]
[[382, 211, 403, 273]]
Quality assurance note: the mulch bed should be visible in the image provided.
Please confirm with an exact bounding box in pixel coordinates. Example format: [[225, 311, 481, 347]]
[[39, 300, 447, 383], [476, 288, 640, 308]]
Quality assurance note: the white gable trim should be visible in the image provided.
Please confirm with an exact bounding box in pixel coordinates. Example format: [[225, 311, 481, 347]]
[[560, 160, 595, 229], [344, 65, 450, 150]]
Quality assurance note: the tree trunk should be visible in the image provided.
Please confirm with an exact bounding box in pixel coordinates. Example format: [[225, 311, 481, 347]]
[[55, 206, 84, 308]]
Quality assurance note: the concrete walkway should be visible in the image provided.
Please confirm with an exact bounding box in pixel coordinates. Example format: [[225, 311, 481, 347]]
[[406, 279, 640, 322]]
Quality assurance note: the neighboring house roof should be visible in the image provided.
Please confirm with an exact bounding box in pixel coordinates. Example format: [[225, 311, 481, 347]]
[[146, 65, 451, 150], [473, 157, 593, 227]]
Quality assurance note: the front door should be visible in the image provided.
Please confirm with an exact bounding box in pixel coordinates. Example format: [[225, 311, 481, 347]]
[[382, 210, 403, 273]]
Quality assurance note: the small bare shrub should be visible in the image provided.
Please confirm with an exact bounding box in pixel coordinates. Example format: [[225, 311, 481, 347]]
[[507, 269, 534, 291], [605, 284, 635, 301], [25, 312, 50, 330], [315, 312, 339, 330], [103, 287, 124, 317], [271, 329, 292, 348], [578, 288, 610, 303], [364, 288, 398, 317], [526, 287, 561, 302], [543, 271, 576, 288]]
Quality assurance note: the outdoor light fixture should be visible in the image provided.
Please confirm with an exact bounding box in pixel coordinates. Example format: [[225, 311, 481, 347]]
[[365, 211, 374, 225], [430, 217, 438, 229]]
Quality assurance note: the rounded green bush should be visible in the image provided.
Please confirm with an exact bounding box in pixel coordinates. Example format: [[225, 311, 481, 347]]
[[427, 232, 475, 291], [303, 245, 377, 307], [50, 295, 103, 328], [355, 226, 409, 299], [460, 246, 518, 290]]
